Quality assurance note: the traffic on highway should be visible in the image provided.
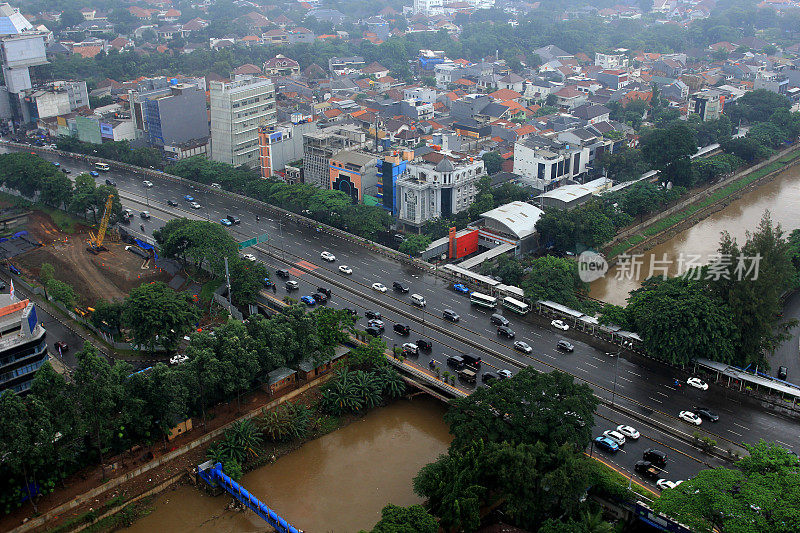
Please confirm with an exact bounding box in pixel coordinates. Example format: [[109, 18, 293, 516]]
[[9, 145, 800, 490]]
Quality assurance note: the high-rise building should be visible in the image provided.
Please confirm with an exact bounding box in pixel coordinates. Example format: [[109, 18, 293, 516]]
[[302, 124, 366, 189], [257, 114, 316, 179], [0, 2, 49, 127], [130, 81, 208, 146], [210, 76, 276, 167], [0, 293, 47, 394]]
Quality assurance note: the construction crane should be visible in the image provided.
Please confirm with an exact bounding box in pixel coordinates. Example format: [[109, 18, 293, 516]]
[[87, 194, 114, 254]]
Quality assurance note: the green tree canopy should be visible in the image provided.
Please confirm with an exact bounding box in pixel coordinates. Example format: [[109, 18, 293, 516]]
[[121, 281, 201, 351], [366, 504, 438, 533], [522, 255, 589, 311]]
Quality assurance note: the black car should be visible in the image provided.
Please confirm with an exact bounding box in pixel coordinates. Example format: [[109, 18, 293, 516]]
[[344, 308, 358, 317], [61, 168, 70, 174], [778, 366, 788, 380], [365, 326, 381, 337], [317, 287, 331, 298], [693, 406, 720, 422], [643, 448, 667, 467], [417, 339, 432, 352], [227, 215, 241, 225], [497, 325, 515, 339], [312, 292, 327, 304], [442, 309, 460, 322], [365, 310, 382, 320], [447, 355, 465, 369], [167, 200, 178, 207], [394, 323, 410, 336], [490, 313, 510, 327], [482, 372, 498, 383], [275, 269, 290, 278], [461, 354, 482, 369], [367, 319, 384, 331], [634, 460, 660, 480], [285, 280, 299, 291], [105, 179, 117, 186], [557, 340, 574, 352], [392, 281, 409, 293]]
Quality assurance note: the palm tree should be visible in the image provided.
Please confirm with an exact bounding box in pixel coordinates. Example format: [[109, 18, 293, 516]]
[[374, 366, 406, 398], [261, 406, 292, 442], [222, 419, 263, 463], [582, 510, 613, 533]]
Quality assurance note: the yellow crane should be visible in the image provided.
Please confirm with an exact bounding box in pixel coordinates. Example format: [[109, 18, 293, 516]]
[[87, 194, 114, 254]]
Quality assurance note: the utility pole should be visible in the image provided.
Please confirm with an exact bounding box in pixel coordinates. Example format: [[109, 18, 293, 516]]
[[224, 256, 232, 313]]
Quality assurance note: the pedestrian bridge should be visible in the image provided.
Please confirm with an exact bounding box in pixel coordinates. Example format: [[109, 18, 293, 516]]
[[197, 460, 301, 533]]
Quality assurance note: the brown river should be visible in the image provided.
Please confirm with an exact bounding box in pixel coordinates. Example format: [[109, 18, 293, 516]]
[[122, 397, 451, 533], [591, 164, 800, 305]]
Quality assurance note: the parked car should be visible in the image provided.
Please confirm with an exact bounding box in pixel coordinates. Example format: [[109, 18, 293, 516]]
[[453, 283, 471, 294], [513, 340, 532, 353], [594, 436, 620, 453], [616, 425, 640, 440], [557, 340, 574, 352], [679, 411, 702, 425], [394, 323, 410, 336], [392, 281, 409, 293], [338, 265, 353, 275], [285, 280, 299, 291], [693, 406, 719, 422], [686, 377, 709, 390], [300, 295, 316, 306], [551, 319, 569, 331], [275, 269, 290, 278], [372, 282, 388, 293], [443, 309, 460, 322], [320, 251, 336, 262]]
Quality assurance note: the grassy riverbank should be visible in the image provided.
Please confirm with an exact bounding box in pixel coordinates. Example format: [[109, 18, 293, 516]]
[[608, 147, 800, 258]]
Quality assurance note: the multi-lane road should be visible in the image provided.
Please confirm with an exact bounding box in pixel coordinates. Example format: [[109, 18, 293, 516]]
[[7, 144, 800, 489]]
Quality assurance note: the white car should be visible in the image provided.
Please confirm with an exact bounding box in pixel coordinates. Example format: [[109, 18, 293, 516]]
[[602, 430, 626, 447], [190, 201, 202, 209], [242, 253, 257, 262], [338, 265, 353, 275], [143, 180, 153, 188], [372, 282, 387, 293], [657, 479, 678, 490], [497, 369, 513, 379], [513, 340, 532, 354], [169, 354, 188, 365], [616, 425, 640, 440], [687, 377, 709, 390], [320, 251, 336, 262], [679, 410, 702, 425], [551, 319, 569, 331]]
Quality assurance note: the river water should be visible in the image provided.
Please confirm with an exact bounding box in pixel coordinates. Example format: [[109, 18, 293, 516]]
[[122, 397, 451, 533], [591, 164, 800, 305]]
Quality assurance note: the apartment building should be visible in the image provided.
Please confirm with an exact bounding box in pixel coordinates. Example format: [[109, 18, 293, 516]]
[[302, 124, 366, 189], [131, 81, 208, 146], [0, 294, 47, 394]]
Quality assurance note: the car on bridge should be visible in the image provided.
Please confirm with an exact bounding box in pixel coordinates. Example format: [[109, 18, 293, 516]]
[[551, 319, 569, 331], [602, 430, 626, 447], [320, 251, 336, 262], [443, 309, 460, 322], [635, 460, 660, 480], [220, 218, 232, 226], [183, 194, 194, 201], [594, 436, 620, 453], [285, 280, 299, 291], [453, 283, 471, 294], [686, 377, 709, 390], [339, 265, 353, 275], [300, 296, 316, 306], [372, 282, 388, 293], [513, 340, 532, 354], [167, 200, 178, 207], [616, 425, 640, 440], [693, 406, 719, 422], [90, 171, 99, 177]]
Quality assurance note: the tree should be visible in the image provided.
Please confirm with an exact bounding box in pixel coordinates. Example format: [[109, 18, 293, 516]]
[[640, 122, 697, 186], [366, 504, 438, 533], [721, 136, 772, 162], [535, 201, 616, 253], [121, 281, 201, 351], [482, 151, 504, 175], [522, 255, 589, 311], [399, 234, 432, 256], [39, 173, 73, 208], [90, 299, 125, 335], [626, 276, 738, 365], [46, 279, 76, 308], [154, 219, 239, 276], [725, 89, 791, 124], [228, 256, 269, 307], [652, 440, 800, 533], [600, 147, 647, 182], [40, 263, 55, 285]]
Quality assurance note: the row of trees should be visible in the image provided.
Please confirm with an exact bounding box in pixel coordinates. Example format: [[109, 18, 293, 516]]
[[171, 157, 392, 240], [0, 304, 354, 513], [601, 213, 798, 368], [54, 136, 162, 170]]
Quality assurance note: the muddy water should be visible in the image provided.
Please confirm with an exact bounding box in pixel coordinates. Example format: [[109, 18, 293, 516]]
[[123, 397, 451, 533], [591, 165, 800, 305]]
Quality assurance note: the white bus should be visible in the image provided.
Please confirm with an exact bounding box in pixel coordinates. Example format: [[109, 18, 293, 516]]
[[470, 291, 497, 309], [502, 296, 530, 315], [95, 162, 110, 171]]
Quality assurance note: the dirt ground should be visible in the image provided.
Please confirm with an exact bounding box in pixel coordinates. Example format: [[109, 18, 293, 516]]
[[14, 211, 170, 306]]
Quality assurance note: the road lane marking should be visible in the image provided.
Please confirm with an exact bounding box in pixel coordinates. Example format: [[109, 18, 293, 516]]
[[656, 391, 669, 397], [727, 430, 743, 437], [618, 376, 633, 383], [585, 362, 598, 369], [733, 422, 749, 430], [648, 396, 663, 404]]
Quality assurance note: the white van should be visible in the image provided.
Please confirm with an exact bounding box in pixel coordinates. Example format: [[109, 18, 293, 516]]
[[411, 293, 426, 307]]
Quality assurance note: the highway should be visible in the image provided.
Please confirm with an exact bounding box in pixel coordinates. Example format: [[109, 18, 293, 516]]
[[7, 145, 800, 489]]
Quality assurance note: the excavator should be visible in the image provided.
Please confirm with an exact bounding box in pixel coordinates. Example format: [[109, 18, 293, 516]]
[[87, 193, 114, 254]]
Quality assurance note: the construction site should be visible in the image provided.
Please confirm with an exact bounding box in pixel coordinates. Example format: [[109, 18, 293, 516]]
[[5, 201, 170, 307]]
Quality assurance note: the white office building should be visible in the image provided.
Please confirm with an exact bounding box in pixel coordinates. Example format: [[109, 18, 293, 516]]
[[210, 76, 276, 167], [414, 0, 444, 15], [513, 136, 587, 189], [396, 154, 484, 230]]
